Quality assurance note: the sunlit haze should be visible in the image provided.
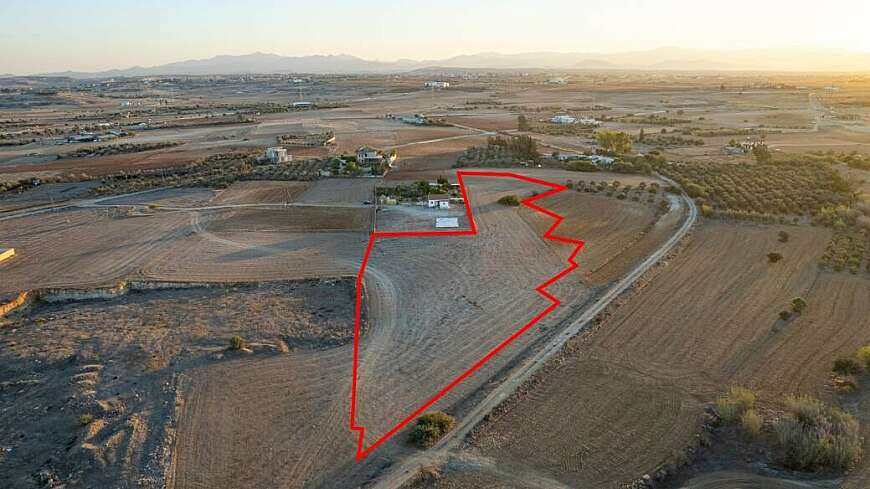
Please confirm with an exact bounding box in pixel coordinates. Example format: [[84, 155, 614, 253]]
[[3, 0, 870, 74]]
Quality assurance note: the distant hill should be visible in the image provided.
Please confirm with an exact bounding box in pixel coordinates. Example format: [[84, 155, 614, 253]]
[[37, 47, 870, 78]]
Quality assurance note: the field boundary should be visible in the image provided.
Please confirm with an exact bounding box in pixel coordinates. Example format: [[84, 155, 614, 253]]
[[350, 170, 586, 460]]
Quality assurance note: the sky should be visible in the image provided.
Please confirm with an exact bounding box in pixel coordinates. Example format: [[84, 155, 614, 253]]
[[2, 0, 869, 74]]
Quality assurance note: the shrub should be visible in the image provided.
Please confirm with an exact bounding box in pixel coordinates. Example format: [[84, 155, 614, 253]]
[[858, 346, 870, 370], [229, 335, 244, 351], [791, 297, 808, 314], [778, 231, 790, 242], [833, 358, 862, 376], [715, 386, 756, 422], [409, 411, 455, 448], [768, 252, 783, 263], [497, 195, 520, 206], [774, 395, 862, 471], [78, 414, 94, 426], [741, 409, 764, 438], [779, 310, 792, 321], [715, 397, 739, 422]]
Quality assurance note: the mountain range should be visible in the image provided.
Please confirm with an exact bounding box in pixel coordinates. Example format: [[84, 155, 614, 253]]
[[35, 47, 870, 78]]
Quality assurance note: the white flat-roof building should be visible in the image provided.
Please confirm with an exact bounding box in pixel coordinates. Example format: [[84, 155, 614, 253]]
[[424, 81, 450, 89], [554, 152, 583, 161], [550, 114, 577, 124], [427, 193, 450, 209], [585, 155, 615, 167], [265, 147, 291, 164]]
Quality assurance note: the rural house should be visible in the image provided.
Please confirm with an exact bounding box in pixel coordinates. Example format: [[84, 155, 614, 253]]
[[264, 146, 291, 163], [356, 146, 398, 167], [550, 114, 577, 124], [427, 193, 450, 209], [356, 146, 383, 164]]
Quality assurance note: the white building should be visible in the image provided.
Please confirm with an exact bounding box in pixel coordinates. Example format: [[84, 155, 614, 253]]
[[578, 117, 602, 127], [550, 114, 577, 124], [554, 152, 583, 161], [265, 147, 291, 164], [356, 146, 383, 165], [292, 101, 314, 109], [427, 193, 451, 209], [585, 155, 615, 167], [424, 81, 450, 89], [399, 114, 427, 125]]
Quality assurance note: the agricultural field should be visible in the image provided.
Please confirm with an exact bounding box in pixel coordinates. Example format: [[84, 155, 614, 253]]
[[2, 70, 870, 489], [437, 221, 870, 488]]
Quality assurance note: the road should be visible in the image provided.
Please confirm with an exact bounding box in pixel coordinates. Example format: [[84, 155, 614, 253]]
[[367, 175, 698, 489]]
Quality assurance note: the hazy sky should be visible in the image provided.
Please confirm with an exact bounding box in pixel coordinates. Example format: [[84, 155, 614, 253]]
[[2, 0, 868, 74]]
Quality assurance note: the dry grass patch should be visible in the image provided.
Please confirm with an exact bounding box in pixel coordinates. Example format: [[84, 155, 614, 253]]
[[715, 386, 756, 423], [774, 395, 863, 471]]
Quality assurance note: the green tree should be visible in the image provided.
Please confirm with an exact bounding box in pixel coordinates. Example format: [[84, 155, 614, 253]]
[[595, 130, 633, 154], [409, 412, 456, 448], [791, 297, 807, 314], [517, 114, 530, 131], [752, 144, 772, 164]]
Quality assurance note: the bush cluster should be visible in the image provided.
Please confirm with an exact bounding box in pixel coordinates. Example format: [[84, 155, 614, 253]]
[[715, 386, 756, 423], [497, 195, 520, 206], [819, 229, 868, 274], [409, 411, 455, 448], [60, 141, 178, 159], [774, 395, 863, 471], [93, 152, 326, 195], [456, 135, 540, 167]]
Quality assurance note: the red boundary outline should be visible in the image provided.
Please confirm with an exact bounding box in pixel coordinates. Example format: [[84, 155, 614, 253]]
[[350, 170, 585, 461]]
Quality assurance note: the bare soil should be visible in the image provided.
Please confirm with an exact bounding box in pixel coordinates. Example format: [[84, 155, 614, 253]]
[[448, 221, 870, 488], [0, 279, 354, 489]]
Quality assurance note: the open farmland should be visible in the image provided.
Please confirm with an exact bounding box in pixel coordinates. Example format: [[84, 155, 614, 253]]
[[435, 220, 870, 488], [2, 68, 870, 489], [209, 180, 309, 204], [0, 207, 190, 293]]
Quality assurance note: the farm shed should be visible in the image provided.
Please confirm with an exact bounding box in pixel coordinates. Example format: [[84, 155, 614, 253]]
[[427, 193, 450, 209]]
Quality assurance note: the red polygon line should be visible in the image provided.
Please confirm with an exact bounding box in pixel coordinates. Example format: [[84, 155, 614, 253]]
[[349, 170, 585, 461]]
